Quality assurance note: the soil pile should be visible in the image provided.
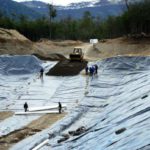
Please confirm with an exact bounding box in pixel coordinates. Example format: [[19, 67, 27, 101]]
[[46, 60, 87, 76], [33, 53, 66, 61], [34, 40, 84, 60], [0, 28, 34, 55], [90, 37, 150, 60], [0, 27, 150, 61]]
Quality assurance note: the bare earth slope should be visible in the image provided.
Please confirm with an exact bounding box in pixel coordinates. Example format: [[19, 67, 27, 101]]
[[0, 28, 34, 55], [33, 39, 84, 60], [0, 28, 150, 61], [88, 37, 150, 60], [34, 37, 150, 61]]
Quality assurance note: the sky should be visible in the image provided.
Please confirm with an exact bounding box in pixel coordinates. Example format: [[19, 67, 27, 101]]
[[14, 0, 97, 6]]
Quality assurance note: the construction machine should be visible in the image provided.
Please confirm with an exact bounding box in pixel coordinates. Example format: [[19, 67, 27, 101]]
[[69, 47, 84, 61]]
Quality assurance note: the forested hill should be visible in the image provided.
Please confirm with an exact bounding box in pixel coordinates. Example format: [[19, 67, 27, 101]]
[[0, 0, 43, 20], [21, 0, 125, 19], [0, 0, 125, 20], [0, 0, 149, 42]]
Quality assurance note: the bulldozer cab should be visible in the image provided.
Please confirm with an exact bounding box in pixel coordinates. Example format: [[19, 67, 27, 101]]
[[73, 47, 82, 54], [69, 47, 83, 61]]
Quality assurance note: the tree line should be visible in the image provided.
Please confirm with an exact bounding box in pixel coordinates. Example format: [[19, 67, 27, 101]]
[[0, 0, 149, 41]]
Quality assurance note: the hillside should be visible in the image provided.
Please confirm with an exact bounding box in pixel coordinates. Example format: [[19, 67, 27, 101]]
[[85, 37, 150, 60], [0, 28, 34, 55], [21, 0, 125, 19], [0, 28, 85, 60], [0, 0, 43, 20]]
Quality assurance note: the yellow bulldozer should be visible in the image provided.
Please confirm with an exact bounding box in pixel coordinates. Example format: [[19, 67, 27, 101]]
[[69, 47, 84, 61]]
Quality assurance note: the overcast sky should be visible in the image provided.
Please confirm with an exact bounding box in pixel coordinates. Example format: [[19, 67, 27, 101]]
[[14, 0, 97, 6]]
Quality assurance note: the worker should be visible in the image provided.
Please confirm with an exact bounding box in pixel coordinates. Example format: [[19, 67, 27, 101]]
[[58, 102, 62, 114], [85, 65, 89, 75], [89, 66, 94, 76], [94, 64, 98, 74], [40, 68, 44, 79], [24, 102, 28, 112]]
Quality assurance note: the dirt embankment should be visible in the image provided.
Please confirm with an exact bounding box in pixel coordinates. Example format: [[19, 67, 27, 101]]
[[87, 37, 150, 60], [0, 28, 34, 55], [0, 28, 85, 60], [34, 37, 150, 61], [0, 28, 150, 61], [33, 39, 84, 60]]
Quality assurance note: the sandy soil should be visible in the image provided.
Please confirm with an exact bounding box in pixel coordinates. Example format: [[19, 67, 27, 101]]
[[34, 37, 150, 61], [0, 28, 34, 55], [33, 40, 86, 60], [0, 112, 14, 122], [0, 113, 66, 150], [0, 28, 150, 61], [91, 37, 150, 60], [34, 40, 83, 56]]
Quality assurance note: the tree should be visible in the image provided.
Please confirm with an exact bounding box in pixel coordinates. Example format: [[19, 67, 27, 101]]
[[125, 0, 129, 10], [79, 11, 94, 40], [48, 4, 57, 39], [0, 10, 3, 19]]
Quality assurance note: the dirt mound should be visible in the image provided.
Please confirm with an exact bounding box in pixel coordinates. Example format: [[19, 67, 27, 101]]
[[86, 37, 150, 60], [0, 28, 28, 41], [1, 27, 150, 61], [38, 39, 82, 47], [34, 40, 84, 59], [33, 53, 67, 61], [0, 28, 85, 60], [46, 60, 87, 76], [0, 28, 34, 55]]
